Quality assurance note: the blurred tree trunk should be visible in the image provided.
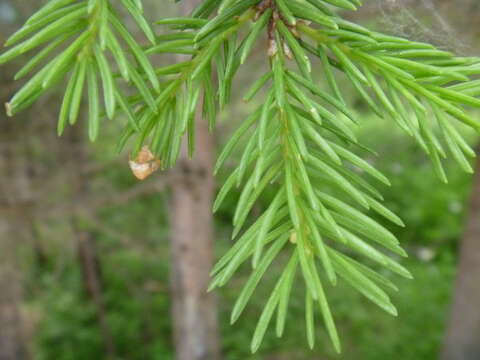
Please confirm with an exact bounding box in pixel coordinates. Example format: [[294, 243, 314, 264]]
[[170, 125, 220, 360], [76, 230, 116, 359], [64, 128, 117, 359], [169, 1, 220, 359], [0, 3, 33, 358], [0, 95, 32, 360], [440, 2, 480, 355], [0, 227, 28, 360], [442, 146, 480, 360], [0, 156, 30, 360]]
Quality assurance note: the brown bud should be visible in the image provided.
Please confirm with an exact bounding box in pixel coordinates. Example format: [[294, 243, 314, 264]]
[[129, 145, 161, 180]]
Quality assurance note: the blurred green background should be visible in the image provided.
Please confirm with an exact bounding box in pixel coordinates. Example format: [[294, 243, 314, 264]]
[[1, 1, 479, 359]]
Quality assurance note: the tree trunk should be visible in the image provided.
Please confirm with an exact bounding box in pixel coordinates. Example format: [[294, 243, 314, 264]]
[[169, 2, 220, 358], [0, 4, 33, 355], [64, 127, 117, 359], [442, 146, 480, 360], [0, 219, 28, 360], [76, 230, 117, 359], [0, 99, 31, 360], [170, 116, 220, 360]]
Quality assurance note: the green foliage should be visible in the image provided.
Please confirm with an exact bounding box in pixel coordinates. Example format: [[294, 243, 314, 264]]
[[3, 0, 480, 353], [356, 117, 474, 246], [29, 144, 462, 359], [220, 254, 456, 360], [1, 0, 158, 140], [33, 249, 173, 360]]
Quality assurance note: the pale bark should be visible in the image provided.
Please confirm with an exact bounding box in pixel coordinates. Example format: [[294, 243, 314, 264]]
[[442, 147, 480, 360], [170, 122, 220, 359], [169, 2, 220, 359], [0, 87, 31, 360], [0, 5, 33, 356], [0, 219, 28, 360]]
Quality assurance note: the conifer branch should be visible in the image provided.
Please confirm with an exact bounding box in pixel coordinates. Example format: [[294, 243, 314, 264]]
[[2, 0, 480, 353], [1, 0, 158, 140]]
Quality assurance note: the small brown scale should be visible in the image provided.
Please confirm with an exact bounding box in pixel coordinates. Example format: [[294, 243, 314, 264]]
[[129, 145, 161, 180]]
